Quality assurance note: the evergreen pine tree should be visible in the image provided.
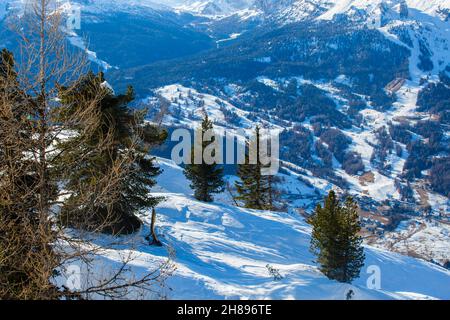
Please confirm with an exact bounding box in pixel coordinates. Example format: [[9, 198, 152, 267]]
[[235, 126, 277, 210], [309, 191, 365, 283], [184, 114, 225, 202], [57, 72, 167, 234]]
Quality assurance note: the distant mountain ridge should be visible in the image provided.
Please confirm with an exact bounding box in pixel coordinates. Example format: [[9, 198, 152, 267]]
[[158, 0, 450, 20]]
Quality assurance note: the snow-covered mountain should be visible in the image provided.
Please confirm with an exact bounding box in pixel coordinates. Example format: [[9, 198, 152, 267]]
[[153, 0, 450, 21], [236, 0, 450, 25], [318, 0, 449, 20], [7, 0, 449, 18], [102, 0, 449, 267], [173, 0, 254, 17]]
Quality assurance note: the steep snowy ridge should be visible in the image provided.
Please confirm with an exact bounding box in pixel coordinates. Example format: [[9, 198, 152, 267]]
[[251, 0, 450, 24], [315, 0, 445, 20], [174, 0, 254, 17], [9, 1, 448, 25], [9, 0, 449, 20], [236, 0, 450, 24], [260, 0, 331, 23]]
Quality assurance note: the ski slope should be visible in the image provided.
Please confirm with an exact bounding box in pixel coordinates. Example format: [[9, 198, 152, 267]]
[[93, 157, 450, 300]]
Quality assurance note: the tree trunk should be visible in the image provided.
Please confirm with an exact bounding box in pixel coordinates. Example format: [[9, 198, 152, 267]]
[[149, 208, 162, 246]]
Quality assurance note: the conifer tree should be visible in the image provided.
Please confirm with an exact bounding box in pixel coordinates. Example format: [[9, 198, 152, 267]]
[[309, 191, 365, 283], [184, 114, 224, 202], [57, 72, 167, 234], [235, 126, 278, 210]]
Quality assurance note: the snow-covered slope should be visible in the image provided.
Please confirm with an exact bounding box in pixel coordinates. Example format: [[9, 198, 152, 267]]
[[94, 157, 450, 300]]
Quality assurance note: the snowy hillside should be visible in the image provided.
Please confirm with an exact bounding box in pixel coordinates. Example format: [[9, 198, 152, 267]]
[[94, 157, 450, 300], [147, 74, 450, 266], [130, 0, 449, 268], [150, 78, 449, 212]]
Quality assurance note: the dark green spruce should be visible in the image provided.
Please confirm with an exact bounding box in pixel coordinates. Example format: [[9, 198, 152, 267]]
[[235, 126, 277, 210], [184, 114, 225, 202], [309, 191, 365, 283], [57, 72, 167, 235]]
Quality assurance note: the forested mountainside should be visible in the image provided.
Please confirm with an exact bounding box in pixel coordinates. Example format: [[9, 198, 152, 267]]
[[6, 0, 447, 265]]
